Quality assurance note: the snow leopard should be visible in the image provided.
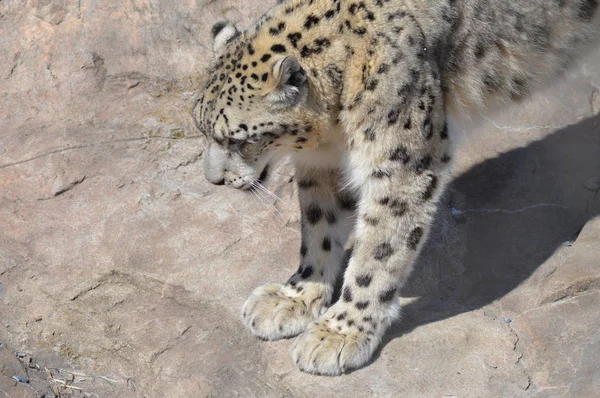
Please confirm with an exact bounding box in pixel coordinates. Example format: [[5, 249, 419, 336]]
[[192, 0, 599, 375]]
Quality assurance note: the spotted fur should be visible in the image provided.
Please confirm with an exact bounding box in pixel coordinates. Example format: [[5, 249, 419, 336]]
[[193, 0, 599, 375]]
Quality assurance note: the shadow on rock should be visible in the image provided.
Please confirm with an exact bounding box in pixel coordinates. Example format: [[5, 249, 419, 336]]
[[382, 114, 600, 348]]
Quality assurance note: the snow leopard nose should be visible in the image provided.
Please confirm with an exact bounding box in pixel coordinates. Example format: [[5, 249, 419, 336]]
[[204, 141, 227, 185]]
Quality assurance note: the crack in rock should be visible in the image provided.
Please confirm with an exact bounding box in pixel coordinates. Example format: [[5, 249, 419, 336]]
[[483, 115, 567, 133], [149, 325, 192, 364], [53, 175, 86, 196], [506, 322, 532, 391], [451, 203, 568, 216], [0, 136, 202, 169], [592, 89, 600, 115], [540, 280, 600, 305], [517, 291, 600, 319], [92, 53, 107, 89], [213, 236, 244, 259], [175, 151, 203, 170], [68, 270, 216, 311], [5, 52, 21, 79], [70, 277, 107, 301]]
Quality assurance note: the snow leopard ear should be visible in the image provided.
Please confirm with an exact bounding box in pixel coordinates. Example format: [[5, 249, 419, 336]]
[[211, 21, 240, 58], [268, 56, 308, 107]]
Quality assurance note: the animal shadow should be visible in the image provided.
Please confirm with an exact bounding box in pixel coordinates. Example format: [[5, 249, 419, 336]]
[[384, 114, 600, 347]]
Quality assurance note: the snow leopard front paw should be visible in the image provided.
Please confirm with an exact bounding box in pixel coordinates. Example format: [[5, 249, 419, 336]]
[[292, 303, 396, 375], [242, 283, 330, 340]]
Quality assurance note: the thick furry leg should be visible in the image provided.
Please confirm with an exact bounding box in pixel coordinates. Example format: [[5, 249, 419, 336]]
[[243, 164, 356, 339], [293, 20, 451, 374]]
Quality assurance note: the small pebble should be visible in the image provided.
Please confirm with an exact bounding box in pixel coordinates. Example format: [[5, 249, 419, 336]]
[[504, 318, 512, 324], [12, 375, 29, 383], [585, 177, 600, 191]]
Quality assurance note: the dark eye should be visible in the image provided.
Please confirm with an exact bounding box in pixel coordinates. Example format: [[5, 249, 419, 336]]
[[228, 138, 243, 146], [228, 138, 250, 153]]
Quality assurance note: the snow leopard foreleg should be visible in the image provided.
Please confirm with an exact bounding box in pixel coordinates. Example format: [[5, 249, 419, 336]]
[[293, 21, 451, 374], [242, 163, 356, 339]]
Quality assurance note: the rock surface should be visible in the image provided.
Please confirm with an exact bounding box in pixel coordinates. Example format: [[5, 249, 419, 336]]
[[1, 1, 599, 397]]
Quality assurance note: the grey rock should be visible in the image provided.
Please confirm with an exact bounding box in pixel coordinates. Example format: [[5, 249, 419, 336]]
[[35, 0, 69, 25], [0, 0, 599, 397], [586, 176, 600, 191], [592, 90, 600, 115]]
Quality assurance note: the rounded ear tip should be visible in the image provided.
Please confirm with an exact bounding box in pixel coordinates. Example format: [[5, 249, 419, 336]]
[[211, 21, 229, 39]]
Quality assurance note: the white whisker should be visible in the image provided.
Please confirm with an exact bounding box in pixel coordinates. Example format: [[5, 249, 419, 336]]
[[254, 181, 283, 202], [252, 184, 287, 222], [252, 181, 281, 200], [249, 188, 262, 208], [251, 186, 270, 207], [250, 187, 276, 218], [251, 182, 274, 202]]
